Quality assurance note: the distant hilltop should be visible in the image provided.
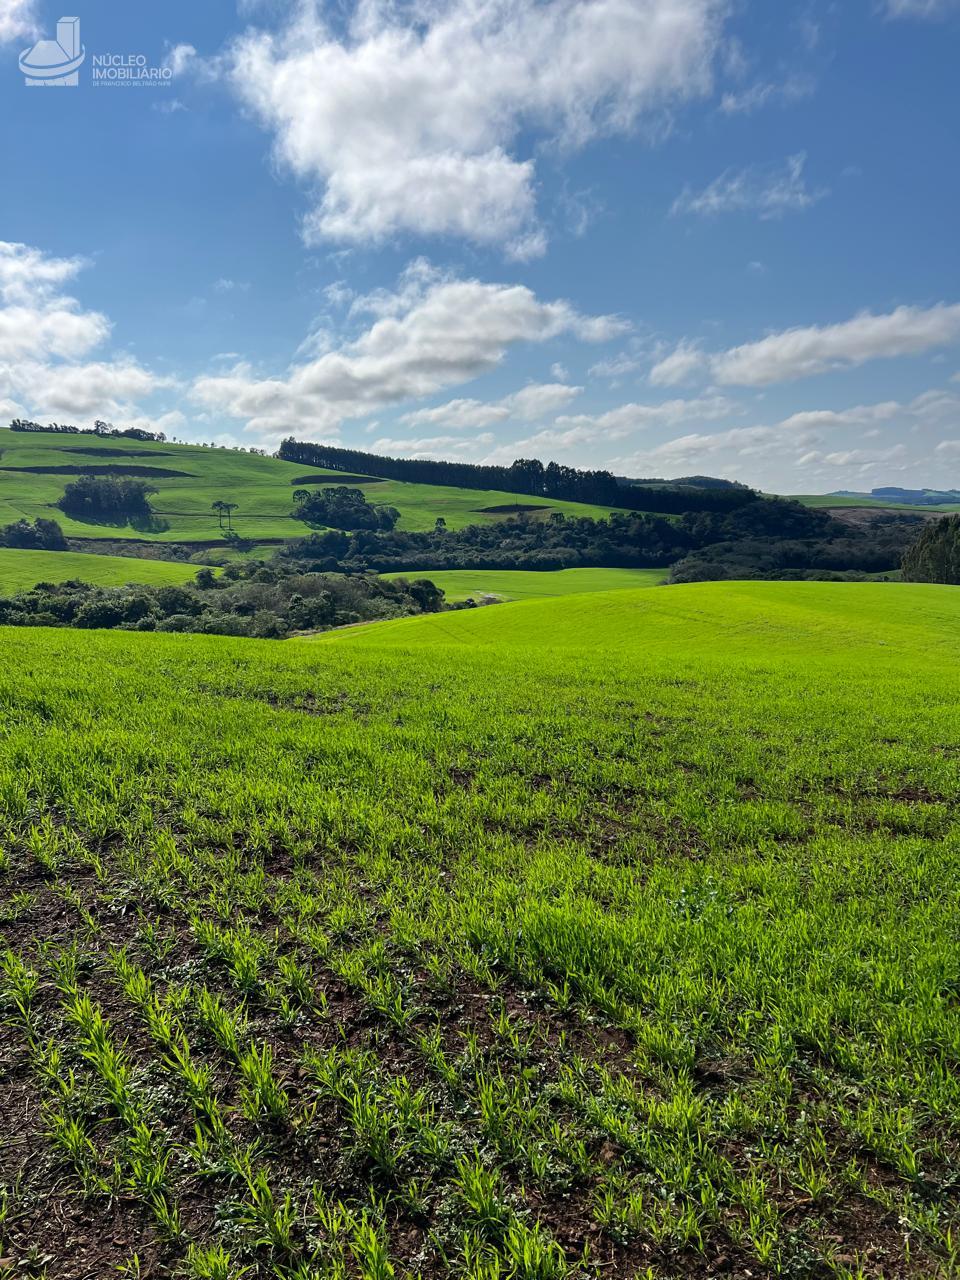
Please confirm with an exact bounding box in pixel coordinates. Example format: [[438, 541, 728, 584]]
[[830, 486, 960, 506]]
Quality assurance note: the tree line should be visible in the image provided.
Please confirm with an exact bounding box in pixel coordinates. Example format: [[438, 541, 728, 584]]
[[277, 439, 757, 515], [10, 419, 167, 442], [275, 497, 915, 577]]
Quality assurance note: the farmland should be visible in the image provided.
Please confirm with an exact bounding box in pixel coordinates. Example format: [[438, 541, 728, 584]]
[[793, 495, 960, 514], [1, 580, 958, 1278], [382, 567, 666, 601], [0, 431, 621, 543], [0, 548, 203, 594]]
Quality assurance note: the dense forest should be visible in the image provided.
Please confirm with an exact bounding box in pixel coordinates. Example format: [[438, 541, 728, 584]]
[[278, 439, 757, 514], [277, 497, 918, 577]]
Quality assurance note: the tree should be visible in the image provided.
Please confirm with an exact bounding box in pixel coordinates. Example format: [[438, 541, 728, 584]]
[[435, 517, 447, 532], [901, 515, 960, 584], [57, 476, 156, 522], [212, 500, 239, 530], [292, 486, 399, 531]]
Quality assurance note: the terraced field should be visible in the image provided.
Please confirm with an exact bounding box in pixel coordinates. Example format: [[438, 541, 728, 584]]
[[0, 430, 621, 542], [0, 548, 203, 593], [0, 581, 958, 1279]]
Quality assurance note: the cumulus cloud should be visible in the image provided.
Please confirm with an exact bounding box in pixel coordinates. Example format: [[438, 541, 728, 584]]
[[225, 0, 728, 253], [371, 433, 496, 458], [711, 302, 960, 385], [518, 395, 736, 451], [0, 0, 35, 44], [672, 152, 826, 218], [192, 265, 622, 436], [621, 425, 780, 469], [777, 392, 960, 434], [0, 242, 167, 423], [401, 382, 583, 432], [648, 340, 706, 386]]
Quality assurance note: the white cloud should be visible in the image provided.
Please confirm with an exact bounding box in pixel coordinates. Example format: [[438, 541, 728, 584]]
[[192, 265, 623, 436], [521, 395, 736, 450], [225, 0, 728, 253], [711, 302, 960, 386], [778, 392, 960, 434], [371, 433, 496, 457], [505, 383, 583, 421], [802, 444, 908, 468], [165, 43, 199, 75], [401, 399, 509, 432], [719, 75, 815, 115], [403, 382, 583, 430], [935, 439, 960, 456], [672, 152, 826, 219], [0, 241, 167, 423], [550, 363, 569, 382], [648, 340, 706, 386], [0, 0, 36, 44], [589, 352, 643, 379]]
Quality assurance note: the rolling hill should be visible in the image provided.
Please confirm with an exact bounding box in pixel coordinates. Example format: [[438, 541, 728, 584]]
[[0, 547, 204, 593], [0, 429, 623, 544], [381, 566, 666, 600]]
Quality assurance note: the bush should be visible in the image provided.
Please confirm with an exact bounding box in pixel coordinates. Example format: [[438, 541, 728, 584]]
[[0, 518, 67, 550]]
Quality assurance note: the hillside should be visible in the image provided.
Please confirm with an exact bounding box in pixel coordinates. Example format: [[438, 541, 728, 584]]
[[0, 547, 203, 593], [794, 492, 960, 514], [382, 566, 666, 600], [0, 429, 622, 544], [1, 580, 958, 1277]]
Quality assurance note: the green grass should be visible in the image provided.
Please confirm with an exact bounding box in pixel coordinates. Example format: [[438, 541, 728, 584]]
[[1, 580, 959, 1277], [0, 429, 621, 543], [794, 493, 960, 512], [382, 566, 667, 601], [0, 547, 202, 593]]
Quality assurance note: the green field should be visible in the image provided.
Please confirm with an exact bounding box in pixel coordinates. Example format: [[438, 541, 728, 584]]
[[0, 547, 203, 593], [0, 580, 958, 1277], [0, 430, 620, 543], [383, 566, 666, 601], [794, 494, 960, 513]]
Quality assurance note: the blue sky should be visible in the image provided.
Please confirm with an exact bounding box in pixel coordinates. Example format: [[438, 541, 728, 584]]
[[0, 0, 958, 492]]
